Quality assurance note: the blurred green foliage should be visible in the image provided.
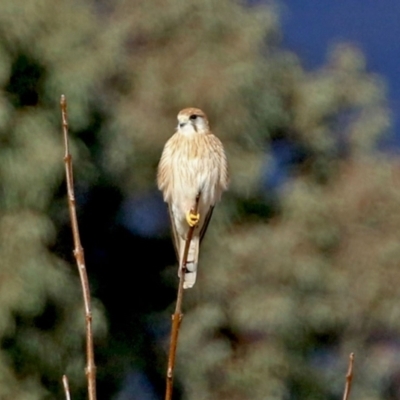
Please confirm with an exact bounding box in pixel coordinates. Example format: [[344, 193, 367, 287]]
[[0, 0, 396, 399]]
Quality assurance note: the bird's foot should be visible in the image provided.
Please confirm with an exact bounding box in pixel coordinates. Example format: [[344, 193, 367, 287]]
[[186, 210, 200, 227]]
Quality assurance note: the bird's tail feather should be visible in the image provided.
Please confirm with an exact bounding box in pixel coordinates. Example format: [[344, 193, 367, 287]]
[[178, 236, 199, 289]]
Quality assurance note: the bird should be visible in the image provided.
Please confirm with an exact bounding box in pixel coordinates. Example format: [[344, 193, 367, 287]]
[[157, 107, 229, 288]]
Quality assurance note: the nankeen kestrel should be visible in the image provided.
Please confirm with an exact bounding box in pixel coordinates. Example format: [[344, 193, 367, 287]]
[[157, 108, 229, 289]]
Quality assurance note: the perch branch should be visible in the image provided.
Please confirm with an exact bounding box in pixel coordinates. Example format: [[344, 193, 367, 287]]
[[60, 95, 97, 400], [342, 352, 355, 400], [62, 375, 72, 400], [165, 194, 200, 400]]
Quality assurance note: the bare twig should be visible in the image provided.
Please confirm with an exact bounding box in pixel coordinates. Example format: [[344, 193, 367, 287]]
[[165, 194, 200, 400], [62, 375, 72, 400], [60, 95, 97, 400], [342, 353, 355, 400]]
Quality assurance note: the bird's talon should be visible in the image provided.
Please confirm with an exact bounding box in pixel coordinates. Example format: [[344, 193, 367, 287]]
[[186, 211, 200, 227]]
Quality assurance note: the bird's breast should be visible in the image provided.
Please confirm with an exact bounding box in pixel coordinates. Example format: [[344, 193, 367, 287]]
[[171, 137, 222, 204]]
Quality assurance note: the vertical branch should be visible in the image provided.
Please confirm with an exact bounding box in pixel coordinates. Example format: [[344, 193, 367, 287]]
[[342, 353, 355, 400], [60, 95, 97, 400], [165, 194, 200, 400]]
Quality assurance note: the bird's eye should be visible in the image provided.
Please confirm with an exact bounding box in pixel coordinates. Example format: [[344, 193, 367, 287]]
[[189, 115, 198, 120]]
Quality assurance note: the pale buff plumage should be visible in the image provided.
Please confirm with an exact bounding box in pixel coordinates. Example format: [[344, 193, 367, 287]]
[[157, 108, 228, 288]]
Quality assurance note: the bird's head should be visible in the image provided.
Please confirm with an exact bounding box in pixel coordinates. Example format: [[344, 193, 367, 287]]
[[177, 108, 210, 135]]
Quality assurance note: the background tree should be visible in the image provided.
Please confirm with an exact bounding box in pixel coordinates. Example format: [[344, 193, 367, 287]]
[[0, 0, 396, 399], [0, 0, 112, 398]]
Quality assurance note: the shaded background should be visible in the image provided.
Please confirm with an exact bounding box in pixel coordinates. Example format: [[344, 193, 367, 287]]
[[281, 0, 400, 149], [0, 1, 399, 399]]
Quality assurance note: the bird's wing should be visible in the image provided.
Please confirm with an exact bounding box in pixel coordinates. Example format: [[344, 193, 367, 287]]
[[157, 135, 176, 201], [168, 203, 180, 260], [200, 205, 214, 243]]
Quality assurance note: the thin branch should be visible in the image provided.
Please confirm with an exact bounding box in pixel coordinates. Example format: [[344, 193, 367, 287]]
[[165, 194, 200, 400], [342, 353, 355, 400], [60, 95, 97, 400], [62, 375, 72, 400]]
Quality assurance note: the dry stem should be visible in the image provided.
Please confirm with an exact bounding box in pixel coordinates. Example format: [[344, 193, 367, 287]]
[[165, 194, 200, 400], [61, 95, 97, 400], [342, 353, 355, 400], [62, 375, 72, 400]]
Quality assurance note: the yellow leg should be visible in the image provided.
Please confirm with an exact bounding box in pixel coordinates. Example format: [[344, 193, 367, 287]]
[[186, 210, 200, 227]]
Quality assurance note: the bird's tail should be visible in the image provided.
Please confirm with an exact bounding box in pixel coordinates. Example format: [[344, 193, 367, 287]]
[[178, 236, 199, 289]]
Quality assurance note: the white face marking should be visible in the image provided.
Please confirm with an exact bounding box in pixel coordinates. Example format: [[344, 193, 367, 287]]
[[177, 115, 208, 135], [194, 117, 208, 132], [177, 120, 197, 135]]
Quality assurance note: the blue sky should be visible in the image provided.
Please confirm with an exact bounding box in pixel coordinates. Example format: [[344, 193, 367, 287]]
[[280, 0, 400, 145]]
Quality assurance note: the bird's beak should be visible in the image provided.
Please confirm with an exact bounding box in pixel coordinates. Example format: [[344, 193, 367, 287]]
[[179, 122, 186, 128]]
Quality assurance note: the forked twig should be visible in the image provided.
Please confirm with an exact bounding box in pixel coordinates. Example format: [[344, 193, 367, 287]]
[[342, 353, 355, 400], [62, 375, 72, 400], [60, 95, 97, 400], [165, 194, 200, 400]]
